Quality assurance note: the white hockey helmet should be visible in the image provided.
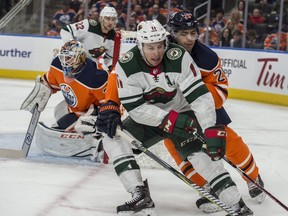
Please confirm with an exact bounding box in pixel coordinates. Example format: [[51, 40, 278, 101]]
[[99, 6, 117, 18], [58, 40, 86, 78], [136, 20, 170, 62], [136, 20, 169, 44]]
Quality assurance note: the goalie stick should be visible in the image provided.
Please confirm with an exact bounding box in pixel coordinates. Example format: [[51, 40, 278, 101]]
[[0, 104, 40, 159], [116, 128, 238, 216], [192, 130, 288, 212]]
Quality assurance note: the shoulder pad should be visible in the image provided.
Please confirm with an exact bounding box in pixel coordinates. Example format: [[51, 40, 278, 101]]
[[77, 59, 108, 88], [191, 41, 218, 70]]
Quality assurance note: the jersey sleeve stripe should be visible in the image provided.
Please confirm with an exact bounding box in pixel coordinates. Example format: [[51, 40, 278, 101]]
[[215, 84, 228, 96], [121, 97, 146, 112], [185, 84, 210, 103], [182, 79, 202, 95], [119, 93, 143, 103], [67, 25, 75, 38]]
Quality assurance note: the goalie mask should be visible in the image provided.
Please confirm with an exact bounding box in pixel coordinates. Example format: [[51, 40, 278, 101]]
[[167, 11, 199, 40], [58, 40, 86, 78], [136, 20, 170, 65]]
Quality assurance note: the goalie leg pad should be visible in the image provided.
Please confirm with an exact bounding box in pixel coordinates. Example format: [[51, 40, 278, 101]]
[[54, 100, 69, 123], [36, 122, 102, 161], [20, 75, 51, 113]]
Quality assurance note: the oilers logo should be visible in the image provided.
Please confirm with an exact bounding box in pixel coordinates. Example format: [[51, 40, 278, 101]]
[[60, 84, 77, 107]]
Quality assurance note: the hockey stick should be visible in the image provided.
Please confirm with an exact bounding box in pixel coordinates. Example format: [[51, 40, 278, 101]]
[[0, 104, 41, 159], [192, 131, 288, 212], [116, 128, 238, 216]]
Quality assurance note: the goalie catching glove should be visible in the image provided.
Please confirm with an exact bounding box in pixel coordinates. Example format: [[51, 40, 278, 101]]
[[203, 125, 227, 161], [20, 75, 52, 113], [96, 101, 122, 138], [159, 110, 198, 139]]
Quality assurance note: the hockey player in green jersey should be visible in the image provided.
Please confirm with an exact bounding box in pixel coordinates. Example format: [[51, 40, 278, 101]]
[[60, 6, 117, 70], [94, 20, 253, 215]]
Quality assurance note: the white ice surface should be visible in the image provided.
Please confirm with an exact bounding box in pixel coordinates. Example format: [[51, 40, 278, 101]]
[[0, 78, 287, 216]]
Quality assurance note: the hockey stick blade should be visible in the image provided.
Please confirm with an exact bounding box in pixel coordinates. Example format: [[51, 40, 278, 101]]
[[116, 128, 238, 216], [0, 148, 26, 159], [0, 104, 41, 159], [192, 131, 288, 212]]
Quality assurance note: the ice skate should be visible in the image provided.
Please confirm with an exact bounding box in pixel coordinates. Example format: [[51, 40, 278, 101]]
[[227, 198, 253, 216], [196, 197, 223, 213], [247, 175, 266, 203], [117, 180, 156, 216], [196, 183, 222, 213]]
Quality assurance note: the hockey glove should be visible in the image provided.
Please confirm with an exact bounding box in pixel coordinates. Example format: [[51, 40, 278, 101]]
[[74, 115, 97, 135], [159, 110, 198, 139], [20, 75, 52, 113], [96, 101, 122, 138], [203, 125, 226, 161], [74, 105, 102, 138]]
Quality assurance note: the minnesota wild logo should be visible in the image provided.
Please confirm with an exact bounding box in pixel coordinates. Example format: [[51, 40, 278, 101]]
[[167, 48, 182, 60], [89, 46, 106, 58], [120, 51, 133, 63]]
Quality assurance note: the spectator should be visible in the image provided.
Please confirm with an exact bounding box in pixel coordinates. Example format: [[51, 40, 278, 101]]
[[264, 30, 288, 50], [219, 27, 232, 47], [73, 3, 85, 22], [230, 29, 244, 48], [53, 0, 76, 26], [92, 0, 114, 11], [171, 0, 183, 10], [237, 0, 245, 21], [224, 19, 237, 33], [147, 4, 167, 25], [258, 0, 275, 17], [246, 29, 258, 48], [141, 0, 155, 14], [46, 20, 63, 37], [229, 8, 244, 31], [74, 13, 84, 22], [0, 0, 12, 18], [211, 8, 226, 36], [69, 0, 81, 13], [127, 14, 138, 31], [249, 8, 266, 25], [199, 27, 219, 46], [88, 6, 100, 21], [115, 5, 126, 28], [131, 4, 147, 24]]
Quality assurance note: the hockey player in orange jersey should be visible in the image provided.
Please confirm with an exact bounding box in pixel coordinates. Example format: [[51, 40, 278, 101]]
[[20, 40, 108, 162], [166, 11, 265, 212]]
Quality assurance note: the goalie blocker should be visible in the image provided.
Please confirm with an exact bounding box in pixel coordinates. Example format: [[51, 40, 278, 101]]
[[36, 122, 104, 162]]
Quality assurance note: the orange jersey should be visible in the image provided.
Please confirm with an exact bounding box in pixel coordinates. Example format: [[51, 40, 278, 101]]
[[45, 57, 108, 115], [264, 32, 288, 51], [104, 70, 120, 105], [190, 40, 228, 109]]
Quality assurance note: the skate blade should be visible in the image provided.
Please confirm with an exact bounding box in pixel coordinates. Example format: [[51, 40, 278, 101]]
[[118, 208, 157, 216], [199, 203, 223, 213], [255, 192, 266, 204]]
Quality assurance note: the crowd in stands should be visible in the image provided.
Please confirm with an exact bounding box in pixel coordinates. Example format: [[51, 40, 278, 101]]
[[0, 0, 19, 19], [29, 0, 288, 51]]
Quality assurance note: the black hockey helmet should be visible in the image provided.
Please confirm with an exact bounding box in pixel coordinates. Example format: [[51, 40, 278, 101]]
[[167, 11, 199, 35]]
